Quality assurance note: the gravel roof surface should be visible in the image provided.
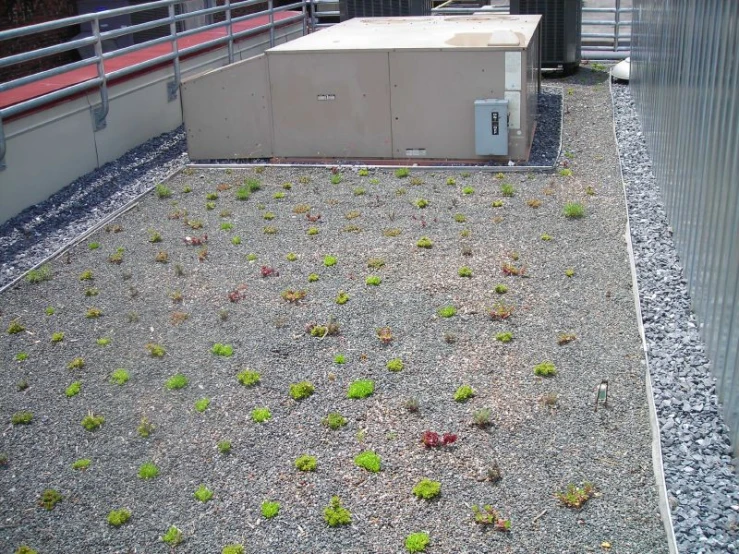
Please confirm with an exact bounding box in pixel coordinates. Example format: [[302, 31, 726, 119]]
[[0, 68, 669, 553]]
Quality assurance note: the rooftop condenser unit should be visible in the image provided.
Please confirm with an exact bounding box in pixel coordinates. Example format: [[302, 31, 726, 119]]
[[509, 0, 581, 74], [181, 15, 542, 162], [339, 0, 432, 21]]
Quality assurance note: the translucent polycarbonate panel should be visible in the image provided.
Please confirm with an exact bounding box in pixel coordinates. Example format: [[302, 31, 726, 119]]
[[631, 0, 739, 454]]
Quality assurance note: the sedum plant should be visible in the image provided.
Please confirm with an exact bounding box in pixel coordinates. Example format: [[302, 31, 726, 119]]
[[237, 369, 260, 387], [324, 496, 351, 527], [261, 500, 280, 519], [194, 485, 213, 502], [295, 454, 317, 472], [290, 381, 315, 400], [412, 479, 441, 500], [107, 508, 131, 527], [162, 526, 183, 546], [347, 380, 374, 399], [405, 532, 430, 553], [251, 407, 271, 423], [354, 451, 381, 473], [322, 413, 347, 430]]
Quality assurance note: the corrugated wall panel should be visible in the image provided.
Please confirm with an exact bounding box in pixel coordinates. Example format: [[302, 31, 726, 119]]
[[631, 0, 739, 451]]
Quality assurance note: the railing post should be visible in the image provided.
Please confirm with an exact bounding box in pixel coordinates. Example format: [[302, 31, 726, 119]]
[[167, 1, 181, 101], [310, 0, 316, 32], [301, 0, 307, 36], [269, 0, 275, 47], [226, 0, 234, 64], [614, 0, 621, 53], [91, 17, 108, 131]]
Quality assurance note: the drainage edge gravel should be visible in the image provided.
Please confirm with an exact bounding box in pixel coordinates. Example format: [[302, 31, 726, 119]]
[[612, 80, 739, 553], [0, 77, 737, 552], [609, 77, 678, 554]]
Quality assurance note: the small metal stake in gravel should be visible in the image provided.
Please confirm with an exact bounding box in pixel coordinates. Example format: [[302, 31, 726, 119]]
[[595, 380, 609, 412]]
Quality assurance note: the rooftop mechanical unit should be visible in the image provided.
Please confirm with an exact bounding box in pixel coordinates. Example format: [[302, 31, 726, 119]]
[[181, 15, 541, 162], [510, 0, 581, 74], [339, 0, 432, 21]]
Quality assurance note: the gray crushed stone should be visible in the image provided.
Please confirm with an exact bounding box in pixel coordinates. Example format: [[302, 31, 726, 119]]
[[0, 68, 672, 553], [612, 80, 739, 552], [0, 69, 736, 553]]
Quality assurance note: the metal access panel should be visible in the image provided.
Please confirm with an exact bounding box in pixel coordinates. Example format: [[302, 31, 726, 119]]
[[389, 50, 508, 159], [181, 54, 273, 160], [268, 51, 393, 159], [474, 99, 508, 156]]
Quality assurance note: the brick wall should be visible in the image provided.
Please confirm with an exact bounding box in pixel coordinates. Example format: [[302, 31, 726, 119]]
[[0, 0, 80, 83]]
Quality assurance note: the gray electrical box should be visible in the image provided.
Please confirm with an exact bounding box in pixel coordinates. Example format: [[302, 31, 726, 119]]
[[475, 99, 508, 156]]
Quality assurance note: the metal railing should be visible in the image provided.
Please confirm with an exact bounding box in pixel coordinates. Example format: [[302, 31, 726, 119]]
[[631, 0, 739, 454], [0, 0, 310, 169]]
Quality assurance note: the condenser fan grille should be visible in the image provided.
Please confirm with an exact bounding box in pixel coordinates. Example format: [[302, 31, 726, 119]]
[[340, 0, 432, 21], [510, 0, 581, 71]]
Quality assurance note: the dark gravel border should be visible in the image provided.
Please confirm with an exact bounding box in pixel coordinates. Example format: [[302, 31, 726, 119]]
[[0, 128, 188, 291]]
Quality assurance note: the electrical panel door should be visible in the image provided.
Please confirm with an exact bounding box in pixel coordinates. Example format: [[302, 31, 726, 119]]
[[474, 99, 508, 156]]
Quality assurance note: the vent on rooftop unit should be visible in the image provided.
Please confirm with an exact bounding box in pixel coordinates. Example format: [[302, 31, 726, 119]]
[[509, 0, 581, 74], [339, 0, 432, 21]]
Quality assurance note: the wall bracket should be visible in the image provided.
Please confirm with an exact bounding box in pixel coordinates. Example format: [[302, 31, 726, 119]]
[[167, 81, 179, 102], [92, 105, 107, 131]]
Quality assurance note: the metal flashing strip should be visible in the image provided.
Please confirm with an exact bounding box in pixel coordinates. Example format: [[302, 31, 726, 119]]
[[187, 161, 555, 172], [609, 76, 679, 554]]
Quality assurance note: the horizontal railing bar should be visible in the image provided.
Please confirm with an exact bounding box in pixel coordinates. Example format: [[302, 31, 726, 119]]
[[0, 36, 97, 69], [229, 8, 291, 26], [136, 13, 300, 60], [433, 7, 506, 13], [278, 2, 306, 11], [101, 16, 174, 42], [583, 32, 630, 39], [0, 56, 98, 93], [0, 77, 103, 118], [105, 52, 177, 80], [0, 0, 277, 43], [220, 14, 304, 42], [582, 50, 629, 59], [101, 32, 177, 61], [231, 0, 274, 11], [583, 19, 631, 26], [0, 0, 179, 40], [103, 10, 300, 67]]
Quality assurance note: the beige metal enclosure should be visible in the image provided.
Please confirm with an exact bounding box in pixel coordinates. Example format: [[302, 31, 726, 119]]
[[182, 15, 541, 162]]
